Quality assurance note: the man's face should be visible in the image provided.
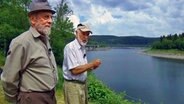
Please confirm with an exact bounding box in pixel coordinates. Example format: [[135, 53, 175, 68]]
[[77, 30, 90, 43], [30, 11, 53, 36]]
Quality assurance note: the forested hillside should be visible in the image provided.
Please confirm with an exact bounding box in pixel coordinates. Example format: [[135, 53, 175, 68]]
[[89, 35, 159, 47]]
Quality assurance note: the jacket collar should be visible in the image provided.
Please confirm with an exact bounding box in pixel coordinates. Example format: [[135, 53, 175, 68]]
[[29, 26, 50, 40]]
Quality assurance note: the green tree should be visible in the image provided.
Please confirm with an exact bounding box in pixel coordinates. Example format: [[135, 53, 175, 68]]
[[0, 0, 29, 55], [174, 38, 184, 50], [172, 33, 178, 41], [50, 0, 74, 65], [151, 33, 184, 50]]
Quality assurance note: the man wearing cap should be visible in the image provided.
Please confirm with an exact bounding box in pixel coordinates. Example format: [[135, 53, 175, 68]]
[[1, 0, 58, 104], [62, 24, 101, 104]]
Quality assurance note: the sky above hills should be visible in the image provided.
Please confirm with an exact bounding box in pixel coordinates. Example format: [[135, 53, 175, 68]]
[[48, 0, 184, 37]]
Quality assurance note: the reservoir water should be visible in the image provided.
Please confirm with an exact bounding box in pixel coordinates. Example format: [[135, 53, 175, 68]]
[[87, 48, 184, 104]]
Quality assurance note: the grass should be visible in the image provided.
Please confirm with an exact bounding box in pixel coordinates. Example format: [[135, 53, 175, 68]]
[[0, 82, 8, 104], [144, 48, 184, 55], [56, 90, 65, 104], [0, 51, 5, 67]]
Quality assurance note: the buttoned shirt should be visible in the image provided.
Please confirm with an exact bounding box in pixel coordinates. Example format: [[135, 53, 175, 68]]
[[1, 27, 58, 102], [62, 39, 87, 82]]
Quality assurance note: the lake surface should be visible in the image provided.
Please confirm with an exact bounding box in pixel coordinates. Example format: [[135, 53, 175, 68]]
[[87, 48, 184, 104]]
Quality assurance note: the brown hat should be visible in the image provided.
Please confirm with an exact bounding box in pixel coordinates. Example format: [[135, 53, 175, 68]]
[[28, 0, 55, 15], [77, 24, 92, 34]]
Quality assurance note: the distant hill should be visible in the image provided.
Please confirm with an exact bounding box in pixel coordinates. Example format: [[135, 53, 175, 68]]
[[89, 35, 159, 47]]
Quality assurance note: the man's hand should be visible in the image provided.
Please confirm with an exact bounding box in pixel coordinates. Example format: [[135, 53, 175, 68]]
[[91, 59, 101, 69]]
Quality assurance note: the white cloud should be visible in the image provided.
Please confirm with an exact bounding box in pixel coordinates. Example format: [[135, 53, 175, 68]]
[[52, 0, 184, 37], [48, 0, 60, 7], [68, 15, 80, 28], [81, 0, 91, 4], [90, 5, 115, 24]]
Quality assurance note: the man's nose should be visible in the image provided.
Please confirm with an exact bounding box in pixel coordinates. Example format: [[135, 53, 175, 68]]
[[85, 35, 89, 39], [48, 17, 52, 24]]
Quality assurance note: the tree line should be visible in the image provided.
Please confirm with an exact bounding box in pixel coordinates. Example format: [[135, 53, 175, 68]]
[[89, 35, 158, 47], [0, 0, 74, 65], [151, 33, 184, 50]]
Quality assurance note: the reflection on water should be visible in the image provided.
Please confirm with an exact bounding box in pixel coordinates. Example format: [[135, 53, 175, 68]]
[[87, 48, 184, 104]]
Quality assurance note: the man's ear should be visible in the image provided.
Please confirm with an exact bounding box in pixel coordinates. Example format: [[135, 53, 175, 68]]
[[75, 30, 79, 37], [29, 15, 37, 25]]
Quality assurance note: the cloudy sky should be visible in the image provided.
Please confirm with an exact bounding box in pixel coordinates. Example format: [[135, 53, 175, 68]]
[[48, 0, 184, 37]]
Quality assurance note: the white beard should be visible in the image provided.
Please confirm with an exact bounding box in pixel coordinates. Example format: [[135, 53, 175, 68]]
[[76, 33, 88, 46], [42, 27, 51, 36], [80, 41, 87, 46], [77, 36, 88, 46], [35, 24, 51, 36]]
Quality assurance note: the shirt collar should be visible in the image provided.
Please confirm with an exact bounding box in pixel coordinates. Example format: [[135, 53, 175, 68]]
[[74, 39, 84, 49], [29, 26, 40, 38]]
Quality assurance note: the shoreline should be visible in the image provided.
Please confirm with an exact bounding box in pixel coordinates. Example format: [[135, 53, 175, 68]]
[[143, 50, 184, 60]]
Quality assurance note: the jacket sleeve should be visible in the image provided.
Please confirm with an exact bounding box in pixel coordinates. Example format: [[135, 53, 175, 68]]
[[1, 41, 25, 103]]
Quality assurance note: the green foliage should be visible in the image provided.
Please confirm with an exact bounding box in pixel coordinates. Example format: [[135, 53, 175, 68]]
[[51, 19, 74, 65], [0, 51, 5, 66], [151, 32, 184, 50], [50, 0, 74, 65], [88, 73, 139, 104], [0, 0, 29, 55], [56, 67, 64, 90]]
